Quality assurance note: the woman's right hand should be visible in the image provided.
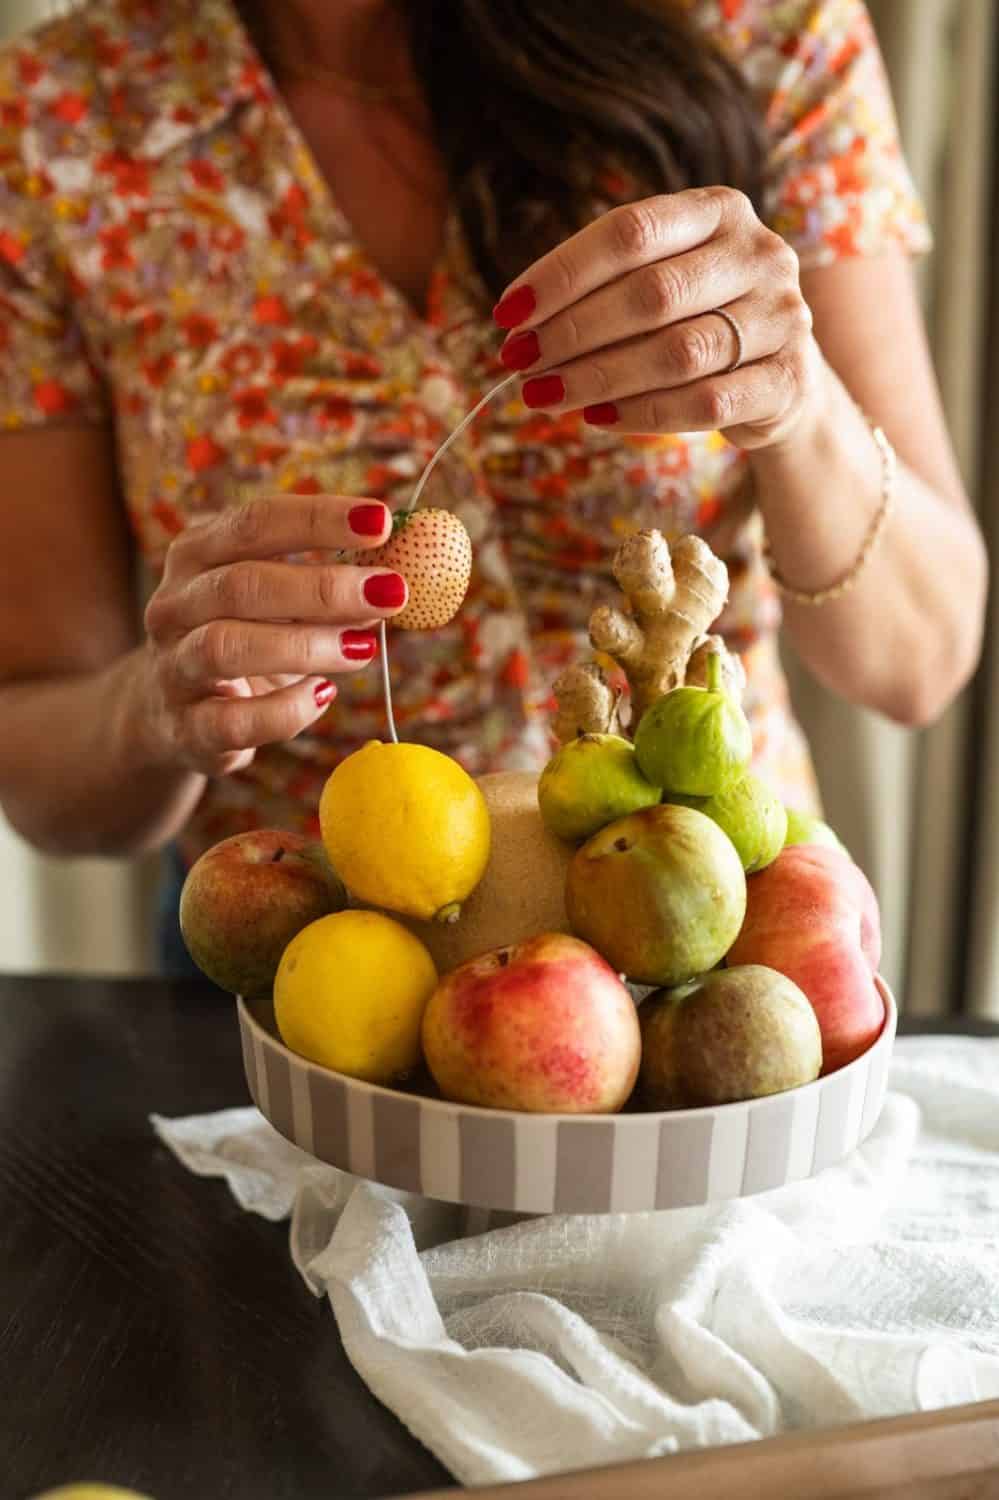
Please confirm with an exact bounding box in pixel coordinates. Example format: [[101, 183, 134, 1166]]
[[138, 494, 406, 776]]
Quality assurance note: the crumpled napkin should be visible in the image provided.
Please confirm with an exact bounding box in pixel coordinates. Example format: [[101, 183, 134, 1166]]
[[153, 1037, 999, 1487]]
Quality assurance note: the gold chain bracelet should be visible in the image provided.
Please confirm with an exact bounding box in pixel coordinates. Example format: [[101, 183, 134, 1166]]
[[762, 415, 897, 606]]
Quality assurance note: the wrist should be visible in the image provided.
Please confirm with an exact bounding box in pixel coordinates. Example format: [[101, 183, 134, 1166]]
[[746, 351, 898, 607], [106, 644, 180, 778], [748, 341, 831, 474]]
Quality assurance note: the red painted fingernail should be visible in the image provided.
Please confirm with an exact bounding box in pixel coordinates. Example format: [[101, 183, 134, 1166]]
[[493, 285, 536, 330], [348, 502, 388, 537], [583, 402, 620, 426], [314, 679, 336, 707], [341, 629, 378, 660], [500, 330, 540, 372], [363, 572, 407, 608], [522, 374, 565, 409]]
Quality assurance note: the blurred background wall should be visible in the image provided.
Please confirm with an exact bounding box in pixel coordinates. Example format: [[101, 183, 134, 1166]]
[[0, 0, 996, 1010], [786, 0, 998, 1018]]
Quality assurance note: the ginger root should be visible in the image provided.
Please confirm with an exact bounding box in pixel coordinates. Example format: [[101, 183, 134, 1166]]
[[552, 531, 737, 745], [686, 634, 746, 706], [552, 662, 623, 742], [588, 532, 729, 723]]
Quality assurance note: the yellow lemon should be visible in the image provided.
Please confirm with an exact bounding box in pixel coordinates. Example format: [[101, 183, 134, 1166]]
[[274, 910, 438, 1083], [319, 741, 491, 922], [32, 1489, 153, 1500]]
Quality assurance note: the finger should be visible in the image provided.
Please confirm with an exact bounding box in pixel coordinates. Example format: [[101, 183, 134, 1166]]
[[493, 188, 745, 330], [521, 298, 781, 413], [183, 675, 339, 764], [147, 561, 407, 639], [501, 242, 753, 374], [163, 495, 392, 583], [581, 355, 799, 437], [169, 621, 380, 696]]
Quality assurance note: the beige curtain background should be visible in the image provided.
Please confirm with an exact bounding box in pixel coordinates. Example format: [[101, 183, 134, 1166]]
[[0, 0, 996, 1007], [786, 0, 998, 1018]]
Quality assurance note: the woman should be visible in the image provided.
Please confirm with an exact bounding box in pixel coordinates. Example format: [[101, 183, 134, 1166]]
[[0, 0, 986, 967]]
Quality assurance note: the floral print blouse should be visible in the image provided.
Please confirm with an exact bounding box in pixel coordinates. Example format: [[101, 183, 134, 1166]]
[[0, 0, 930, 862]]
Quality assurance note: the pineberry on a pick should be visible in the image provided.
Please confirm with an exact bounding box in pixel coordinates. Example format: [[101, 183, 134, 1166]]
[[370, 508, 472, 630]]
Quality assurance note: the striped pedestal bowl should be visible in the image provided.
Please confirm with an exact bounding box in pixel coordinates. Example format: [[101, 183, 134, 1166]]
[[237, 978, 896, 1216]]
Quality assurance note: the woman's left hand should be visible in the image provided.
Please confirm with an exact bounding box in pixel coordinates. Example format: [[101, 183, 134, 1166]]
[[495, 187, 824, 450]]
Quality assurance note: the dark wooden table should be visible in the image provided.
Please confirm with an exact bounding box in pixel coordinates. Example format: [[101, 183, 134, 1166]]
[[1, 976, 996, 1500]]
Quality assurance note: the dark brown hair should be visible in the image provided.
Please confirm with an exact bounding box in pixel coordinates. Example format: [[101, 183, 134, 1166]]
[[402, 0, 767, 297]]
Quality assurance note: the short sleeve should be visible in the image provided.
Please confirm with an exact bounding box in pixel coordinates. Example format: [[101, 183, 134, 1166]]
[[0, 50, 109, 430], [752, 0, 932, 269]]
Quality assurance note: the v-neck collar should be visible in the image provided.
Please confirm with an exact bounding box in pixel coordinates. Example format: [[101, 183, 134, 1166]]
[[254, 61, 453, 326]]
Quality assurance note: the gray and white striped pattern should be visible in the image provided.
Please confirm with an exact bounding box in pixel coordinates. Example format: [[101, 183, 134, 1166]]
[[238, 980, 897, 1215]]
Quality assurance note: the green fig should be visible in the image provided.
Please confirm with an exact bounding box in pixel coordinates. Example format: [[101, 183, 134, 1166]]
[[783, 807, 846, 854], [666, 773, 787, 873], [538, 733, 661, 843], [634, 652, 752, 797], [565, 803, 746, 987]]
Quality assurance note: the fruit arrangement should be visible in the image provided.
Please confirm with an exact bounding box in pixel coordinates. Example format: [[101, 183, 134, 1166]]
[[181, 523, 885, 1118]]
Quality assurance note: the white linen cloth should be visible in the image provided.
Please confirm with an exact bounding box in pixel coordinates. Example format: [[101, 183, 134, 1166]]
[[153, 1036, 999, 1487]]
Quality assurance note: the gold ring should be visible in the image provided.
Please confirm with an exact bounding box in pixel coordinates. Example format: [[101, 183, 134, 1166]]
[[712, 307, 745, 374]]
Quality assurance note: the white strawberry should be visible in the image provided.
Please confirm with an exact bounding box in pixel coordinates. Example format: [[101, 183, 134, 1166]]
[[370, 507, 472, 630]]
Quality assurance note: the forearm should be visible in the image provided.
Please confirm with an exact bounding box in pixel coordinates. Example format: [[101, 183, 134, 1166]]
[[0, 648, 206, 856], [749, 358, 988, 726]]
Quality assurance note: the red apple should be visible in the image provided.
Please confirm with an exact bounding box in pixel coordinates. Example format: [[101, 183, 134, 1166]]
[[727, 844, 883, 1073], [422, 933, 641, 1113], [180, 830, 346, 995]]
